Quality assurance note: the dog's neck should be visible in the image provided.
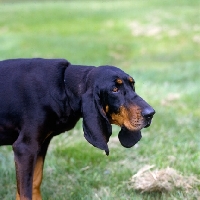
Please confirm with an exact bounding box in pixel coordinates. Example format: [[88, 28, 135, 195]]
[[64, 64, 95, 113]]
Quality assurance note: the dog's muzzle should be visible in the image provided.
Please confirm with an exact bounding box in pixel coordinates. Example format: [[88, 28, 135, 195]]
[[142, 107, 155, 128]]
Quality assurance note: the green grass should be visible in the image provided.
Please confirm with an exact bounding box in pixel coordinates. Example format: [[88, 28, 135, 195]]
[[0, 0, 200, 199]]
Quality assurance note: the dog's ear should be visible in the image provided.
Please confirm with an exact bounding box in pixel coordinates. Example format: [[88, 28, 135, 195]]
[[118, 127, 142, 148], [82, 88, 112, 155]]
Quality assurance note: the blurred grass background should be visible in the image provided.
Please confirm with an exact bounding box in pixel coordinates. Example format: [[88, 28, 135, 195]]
[[0, 0, 200, 199]]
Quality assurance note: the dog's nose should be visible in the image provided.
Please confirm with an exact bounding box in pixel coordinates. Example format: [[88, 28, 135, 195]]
[[142, 107, 155, 120]]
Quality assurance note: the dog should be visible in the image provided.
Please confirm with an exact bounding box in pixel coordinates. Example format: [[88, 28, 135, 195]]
[[0, 58, 155, 200]]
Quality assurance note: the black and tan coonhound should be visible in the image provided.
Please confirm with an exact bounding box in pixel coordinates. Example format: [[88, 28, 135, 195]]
[[0, 58, 155, 200]]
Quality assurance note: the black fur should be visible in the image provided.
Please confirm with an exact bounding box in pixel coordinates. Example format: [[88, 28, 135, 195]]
[[0, 58, 155, 199]]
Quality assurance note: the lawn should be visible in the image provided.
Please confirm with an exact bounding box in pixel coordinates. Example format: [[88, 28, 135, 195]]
[[0, 0, 200, 199]]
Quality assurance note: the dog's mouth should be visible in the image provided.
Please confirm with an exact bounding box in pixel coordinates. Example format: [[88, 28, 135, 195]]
[[143, 113, 154, 128], [118, 116, 153, 148], [123, 120, 150, 132], [105, 105, 155, 148], [105, 104, 155, 132], [143, 118, 153, 128], [144, 123, 150, 128], [106, 105, 154, 131]]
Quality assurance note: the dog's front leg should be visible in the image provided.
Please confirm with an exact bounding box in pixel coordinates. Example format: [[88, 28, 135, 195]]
[[13, 139, 39, 200], [15, 156, 43, 200], [32, 135, 53, 200]]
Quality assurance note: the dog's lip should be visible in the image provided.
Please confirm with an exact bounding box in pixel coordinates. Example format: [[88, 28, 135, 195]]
[[144, 123, 150, 128], [144, 119, 152, 128]]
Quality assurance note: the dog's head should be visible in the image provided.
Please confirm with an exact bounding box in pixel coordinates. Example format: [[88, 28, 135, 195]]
[[81, 66, 155, 155]]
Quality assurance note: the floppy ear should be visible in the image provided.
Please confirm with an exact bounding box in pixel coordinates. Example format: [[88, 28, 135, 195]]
[[118, 127, 142, 148], [82, 89, 112, 155]]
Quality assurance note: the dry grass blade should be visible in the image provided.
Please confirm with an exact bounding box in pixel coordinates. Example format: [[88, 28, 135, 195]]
[[128, 165, 200, 193]]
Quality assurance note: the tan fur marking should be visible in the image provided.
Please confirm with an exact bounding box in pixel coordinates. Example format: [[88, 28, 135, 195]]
[[102, 105, 109, 116], [105, 105, 109, 113], [16, 157, 44, 200], [32, 156, 43, 200], [109, 105, 143, 131], [116, 78, 123, 84], [16, 192, 20, 200], [129, 77, 134, 83], [16, 193, 30, 200]]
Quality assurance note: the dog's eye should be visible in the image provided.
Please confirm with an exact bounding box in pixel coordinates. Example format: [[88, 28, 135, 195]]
[[112, 87, 119, 93]]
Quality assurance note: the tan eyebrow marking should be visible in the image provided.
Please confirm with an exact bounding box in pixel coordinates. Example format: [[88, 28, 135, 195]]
[[116, 78, 123, 84], [129, 77, 134, 83]]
